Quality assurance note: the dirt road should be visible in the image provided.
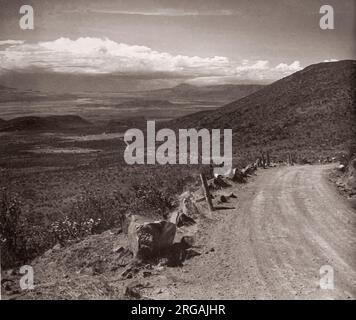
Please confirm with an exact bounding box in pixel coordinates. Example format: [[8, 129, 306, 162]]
[[148, 165, 356, 299]]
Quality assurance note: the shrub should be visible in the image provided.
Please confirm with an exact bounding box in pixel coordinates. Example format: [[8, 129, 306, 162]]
[[0, 188, 51, 268], [50, 190, 126, 245], [130, 182, 177, 219], [0, 188, 22, 267]]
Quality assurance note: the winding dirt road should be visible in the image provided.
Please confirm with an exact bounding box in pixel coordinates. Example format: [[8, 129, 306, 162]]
[[148, 165, 356, 299]]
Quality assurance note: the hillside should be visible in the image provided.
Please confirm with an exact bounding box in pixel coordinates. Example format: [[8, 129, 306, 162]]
[[139, 83, 265, 103], [171, 60, 356, 163], [0, 115, 92, 132]]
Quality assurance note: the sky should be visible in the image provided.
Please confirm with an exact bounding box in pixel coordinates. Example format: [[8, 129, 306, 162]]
[[0, 0, 355, 91]]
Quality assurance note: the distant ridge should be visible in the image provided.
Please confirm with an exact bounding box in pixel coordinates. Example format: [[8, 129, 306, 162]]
[[139, 83, 265, 103], [0, 115, 92, 132], [171, 60, 356, 162]]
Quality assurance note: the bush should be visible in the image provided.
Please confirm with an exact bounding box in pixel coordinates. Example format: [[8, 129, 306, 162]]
[[130, 182, 177, 219], [50, 190, 126, 245], [0, 188, 22, 267], [1, 188, 129, 268], [0, 188, 51, 268], [0, 171, 188, 268]]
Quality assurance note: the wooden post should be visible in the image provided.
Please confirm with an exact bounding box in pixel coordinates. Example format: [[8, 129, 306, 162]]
[[288, 152, 293, 166], [261, 152, 266, 169], [200, 173, 214, 213]]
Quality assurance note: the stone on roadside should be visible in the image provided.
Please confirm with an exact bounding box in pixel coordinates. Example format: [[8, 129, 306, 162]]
[[128, 216, 176, 261]]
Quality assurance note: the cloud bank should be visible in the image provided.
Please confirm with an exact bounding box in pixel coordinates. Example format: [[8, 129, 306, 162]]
[[0, 37, 302, 84]]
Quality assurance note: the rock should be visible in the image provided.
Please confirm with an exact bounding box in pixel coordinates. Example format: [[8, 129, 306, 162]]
[[338, 164, 346, 172], [170, 211, 196, 227], [128, 216, 176, 261], [2, 279, 20, 295], [170, 192, 198, 227], [229, 168, 246, 183], [125, 282, 142, 299], [143, 271, 152, 278], [185, 248, 201, 260], [180, 192, 199, 217], [241, 163, 257, 176], [208, 176, 231, 190], [110, 227, 122, 235], [112, 246, 125, 254], [180, 236, 195, 248], [52, 243, 61, 251], [120, 261, 143, 279]]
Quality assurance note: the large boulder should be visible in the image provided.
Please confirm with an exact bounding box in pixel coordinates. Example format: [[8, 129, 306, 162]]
[[128, 216, 176, 261]]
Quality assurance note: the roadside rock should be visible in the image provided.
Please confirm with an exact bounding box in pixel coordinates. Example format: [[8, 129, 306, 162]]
[[209, 176, 231, 190], [241, 163, 257, 176], [128, 216, 176, 261], [228, 192, 237, 199], [170, 210, 196, 227], [228, 168, 246, 183]]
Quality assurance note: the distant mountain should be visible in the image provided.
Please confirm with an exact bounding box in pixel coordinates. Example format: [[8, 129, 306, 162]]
[[0, 115, 92, 132], [0, 84, 14, 91], [0, 68, 264, 101], [107, 116, 147, 132], [117, 99, 178, 108], [171, 60, 356, 163], [138, 83, 265, 104]]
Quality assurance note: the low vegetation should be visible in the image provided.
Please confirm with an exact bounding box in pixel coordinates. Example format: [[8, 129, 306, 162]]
[[0, 163, 202, 269]]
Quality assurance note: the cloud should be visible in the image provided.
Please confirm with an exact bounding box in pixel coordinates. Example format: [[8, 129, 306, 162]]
[[0, 40, 25, 46], [0, 37, 231, 77], [231, 59, 302, 81], [188, 60, 302, 85], [0, 37, 303, 83]]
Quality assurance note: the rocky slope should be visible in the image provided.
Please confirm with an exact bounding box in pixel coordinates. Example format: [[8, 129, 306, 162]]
[[171, 60, 356, 164]]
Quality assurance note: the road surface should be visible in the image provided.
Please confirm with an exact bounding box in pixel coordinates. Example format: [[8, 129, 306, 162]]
[[149, 165, 356, 299]]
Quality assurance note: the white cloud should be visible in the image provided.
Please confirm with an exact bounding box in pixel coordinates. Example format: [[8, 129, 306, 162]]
[[188, 60, 302, 85], [232, 60, 302, 81], [0, 40, 25, 46], [275, 61, 301, 72], [0, 37, 303, 83], [0, 37, 230, 77]]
